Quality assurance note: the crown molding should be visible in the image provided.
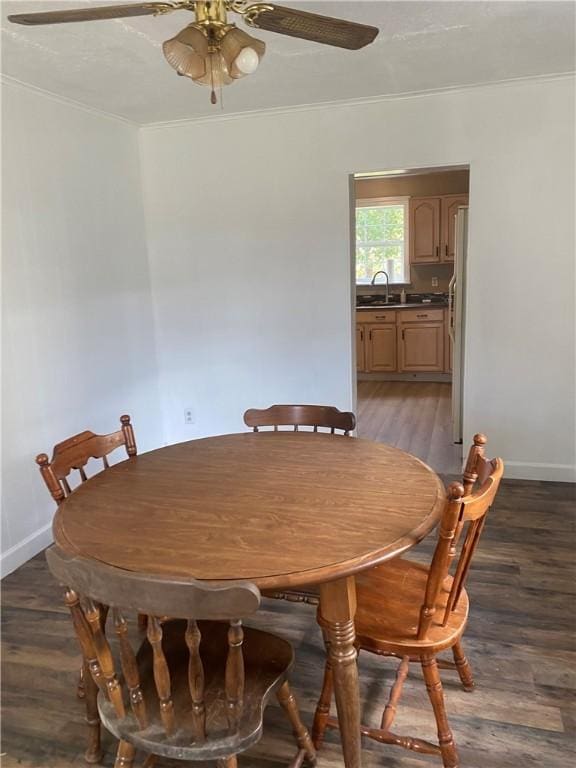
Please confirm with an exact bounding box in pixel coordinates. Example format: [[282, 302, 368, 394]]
[[0, 74, 139, 128], [142, 71, 576, 131], [2, 70, 574, 131]]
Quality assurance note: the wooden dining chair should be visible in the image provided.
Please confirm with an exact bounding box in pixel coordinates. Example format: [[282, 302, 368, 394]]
[[244, 404, 356, 436], [46, 545, 316, 768], [35, 415, 138, 754], [244, 404, 356, 606], [35, 414, 137, 504], [311, 443, 504, 768]]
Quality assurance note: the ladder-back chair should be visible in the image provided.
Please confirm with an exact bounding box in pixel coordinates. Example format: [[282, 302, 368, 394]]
[[312, 442, 504, 768], [46, 545, 316, 768], [244, 404, 356, 606], [35, 414, 137, 504]]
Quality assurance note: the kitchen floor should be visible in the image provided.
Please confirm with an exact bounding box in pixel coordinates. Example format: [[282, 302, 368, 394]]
[[357, 380, 463, 474]]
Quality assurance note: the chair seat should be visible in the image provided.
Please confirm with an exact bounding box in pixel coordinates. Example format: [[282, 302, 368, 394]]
[[324, 559, 469, 655], [98, 619, 293, 761]]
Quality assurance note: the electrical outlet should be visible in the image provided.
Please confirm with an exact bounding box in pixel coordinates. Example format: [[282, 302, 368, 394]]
[[431, 276, 439, 288], [184, 408, 194, 425]]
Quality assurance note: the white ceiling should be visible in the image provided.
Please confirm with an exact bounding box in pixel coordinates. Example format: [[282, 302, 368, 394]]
[[1, 0, 575, 124]]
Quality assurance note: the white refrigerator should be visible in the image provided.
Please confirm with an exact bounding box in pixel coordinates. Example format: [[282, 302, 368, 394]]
[[449, 206, 468, 444]]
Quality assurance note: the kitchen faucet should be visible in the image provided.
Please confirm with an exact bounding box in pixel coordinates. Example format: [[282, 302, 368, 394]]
[[371, 270, 390, 303]]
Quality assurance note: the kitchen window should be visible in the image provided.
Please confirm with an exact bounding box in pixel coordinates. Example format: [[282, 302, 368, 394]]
[[356, 197, 409, 284]]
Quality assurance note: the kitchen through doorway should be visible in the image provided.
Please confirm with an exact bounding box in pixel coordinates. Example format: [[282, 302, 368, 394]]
[[351, 165, 470, 476]]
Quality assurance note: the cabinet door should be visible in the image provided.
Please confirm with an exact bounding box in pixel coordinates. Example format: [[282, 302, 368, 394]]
[[356, 325, 366, 372], [367, 325, 397, 372], [409, 197, 441, 263], [441, 194, 468, 262], [399, 323, 444, 372]]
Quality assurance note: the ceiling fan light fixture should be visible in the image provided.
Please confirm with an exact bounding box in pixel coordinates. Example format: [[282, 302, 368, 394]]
[[162, 24, 210, 81], [163, 23, 264, 97], [220, 26, 265, 79]]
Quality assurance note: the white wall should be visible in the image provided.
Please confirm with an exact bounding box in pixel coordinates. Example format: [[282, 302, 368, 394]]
[[140, 76, 575, 482], [1, 81, 164, 576]]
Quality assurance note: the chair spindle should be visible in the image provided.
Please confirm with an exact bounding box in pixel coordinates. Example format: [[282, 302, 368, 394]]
[[85, 599, 125, 718], [147, 616, 176, 734], [113, 610, 147, 729], [417, 483, 464, 641], [64, 589, 106, 695], [185, 619, 206, 741], [225, 620, 245, 730]]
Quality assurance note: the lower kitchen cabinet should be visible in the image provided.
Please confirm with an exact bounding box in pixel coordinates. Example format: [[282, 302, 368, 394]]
[[367, 325, 397, 371], [398, 323, 444, 372], [356, 308, 449, 375]]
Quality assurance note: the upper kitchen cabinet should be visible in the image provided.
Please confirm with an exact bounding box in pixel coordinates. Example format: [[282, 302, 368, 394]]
[[409, 194, 468, 264], [409, 197, 441, 263], [440, 194, 469, 262]]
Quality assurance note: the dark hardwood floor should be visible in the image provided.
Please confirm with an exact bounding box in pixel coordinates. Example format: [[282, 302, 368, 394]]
[[357, 381, 463, 475], [2, 480, 575, 767]]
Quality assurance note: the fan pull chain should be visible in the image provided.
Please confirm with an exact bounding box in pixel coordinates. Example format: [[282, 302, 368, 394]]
[[209, 54, 217, 104]]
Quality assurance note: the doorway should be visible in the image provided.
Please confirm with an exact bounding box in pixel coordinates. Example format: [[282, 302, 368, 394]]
[[350, 165, 469, 475]]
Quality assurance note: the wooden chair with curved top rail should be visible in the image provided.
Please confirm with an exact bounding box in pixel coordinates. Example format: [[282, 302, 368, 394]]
[[311, 435, 504, 768], [35, 414, 137, 504], [244, 404, 356, 436], [46, 545, 316, 768], [244, 404, 356, 606], [35, 415, 138, 760]]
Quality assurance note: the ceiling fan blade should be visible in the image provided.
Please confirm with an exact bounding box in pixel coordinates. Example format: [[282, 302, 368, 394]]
[[8, 2, 188, 26], [242, 3, 379, 50]]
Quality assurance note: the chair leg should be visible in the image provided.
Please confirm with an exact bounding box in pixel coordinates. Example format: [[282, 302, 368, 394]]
[[452, 640, 474, 692], [77, 663, 86, 699], [82, 661, 102, 764], [421, 655, 459, 768], [216, 757, 237, 768], [312, 656, 333, 749], [277, 681, 317, 765], [114, 740, 136, 768]]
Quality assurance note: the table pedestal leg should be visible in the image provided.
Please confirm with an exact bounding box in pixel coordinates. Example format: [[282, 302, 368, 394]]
[[319, 576, 361, 768]]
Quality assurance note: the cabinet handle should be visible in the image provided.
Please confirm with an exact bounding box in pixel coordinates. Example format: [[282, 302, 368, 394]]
[[417, 314, 427, 318], [445, 244, 448, 257], [360, 329, 364, 342], [369, 330, 372, 341], [402, 329, 405, 341], [435, 245, 439, 258]]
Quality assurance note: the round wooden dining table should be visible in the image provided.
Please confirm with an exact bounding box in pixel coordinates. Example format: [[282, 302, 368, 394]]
[[54, 432, 445, 768]]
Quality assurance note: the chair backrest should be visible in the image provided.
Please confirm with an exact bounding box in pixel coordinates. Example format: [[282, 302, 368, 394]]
[[36, 414, 137, 504], [417, 442, 504, 640], [462, 433, 494, 495], [46, 545, 260, 742], [243, 404, 356, 435]]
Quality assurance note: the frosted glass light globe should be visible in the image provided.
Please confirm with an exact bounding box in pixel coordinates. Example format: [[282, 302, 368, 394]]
[[233, 46, 260, 75]]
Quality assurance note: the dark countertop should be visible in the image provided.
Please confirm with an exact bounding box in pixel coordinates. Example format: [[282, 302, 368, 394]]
[[356, 302, 448, 310]]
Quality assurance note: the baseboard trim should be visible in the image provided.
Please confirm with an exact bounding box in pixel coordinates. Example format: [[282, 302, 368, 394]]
[[1, 522, 54, 579], [503, 462, 576, 483]]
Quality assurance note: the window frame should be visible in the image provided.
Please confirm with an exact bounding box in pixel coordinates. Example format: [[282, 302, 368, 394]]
[[355, 196, 410, 286]]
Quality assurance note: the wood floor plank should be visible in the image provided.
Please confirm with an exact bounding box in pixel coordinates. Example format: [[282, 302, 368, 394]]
[[357, 381, 463, 474]]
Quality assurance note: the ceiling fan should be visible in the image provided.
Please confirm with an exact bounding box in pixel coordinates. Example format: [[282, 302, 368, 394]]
[[8, 1, 379, 104]]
